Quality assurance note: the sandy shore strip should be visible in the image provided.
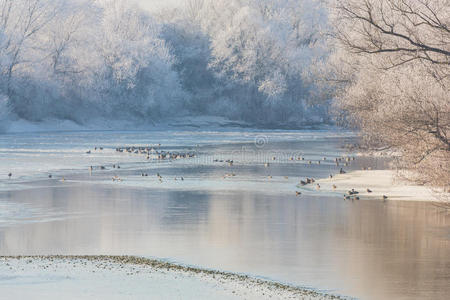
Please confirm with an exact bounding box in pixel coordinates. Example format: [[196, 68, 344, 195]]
[[0, 255, 343, 300], [307, 170, 440, 202]]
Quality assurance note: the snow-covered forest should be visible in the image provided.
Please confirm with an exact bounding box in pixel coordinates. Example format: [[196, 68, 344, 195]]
[[0, 0, 329, 128]]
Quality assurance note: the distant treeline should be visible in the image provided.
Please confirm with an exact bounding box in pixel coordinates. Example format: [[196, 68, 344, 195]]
[[0, 0, 330, 128]]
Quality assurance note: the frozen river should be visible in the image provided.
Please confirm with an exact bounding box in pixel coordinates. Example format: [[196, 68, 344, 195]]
[[0, 130, 448, 299]]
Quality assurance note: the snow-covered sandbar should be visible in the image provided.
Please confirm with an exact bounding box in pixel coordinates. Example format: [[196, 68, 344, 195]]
[[0, 256, 341, 300], [313, 170, 440, 202]]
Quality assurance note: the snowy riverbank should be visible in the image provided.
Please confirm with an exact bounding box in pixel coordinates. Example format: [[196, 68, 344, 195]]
[[312, 170, 441, 202], [2, 117, 247, 134], [0, 256, 339, 300], [2, 116, 335, 134]]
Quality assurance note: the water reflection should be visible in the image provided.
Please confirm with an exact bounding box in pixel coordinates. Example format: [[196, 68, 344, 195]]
[[0, 132, 447, 299], [0, 185, 448, 299]]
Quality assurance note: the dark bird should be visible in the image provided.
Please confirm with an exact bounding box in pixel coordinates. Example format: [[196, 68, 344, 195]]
[[48, 174, 52, 178], [383, 195, 388, 200], [8, 173, 12, 179], [367, 188, 373, 193], [339, 168, 346, 174], [348, 189, 359, 195], [86, 150, 91, 154]]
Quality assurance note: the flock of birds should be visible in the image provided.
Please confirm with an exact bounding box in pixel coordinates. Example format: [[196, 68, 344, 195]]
[[93, 145, 195, 182], [290, 156, 387, 200], [113, 145, 197, 161], [213, 154, 387, 201], [5, 146, 388, 201]]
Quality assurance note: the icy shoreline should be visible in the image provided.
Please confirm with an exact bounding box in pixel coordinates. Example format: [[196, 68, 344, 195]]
[[2, 117, 337, 134], [0, 256, 342, 300], [311, 170, 441, 202]]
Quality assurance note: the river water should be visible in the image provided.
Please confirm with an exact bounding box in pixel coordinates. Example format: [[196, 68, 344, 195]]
[[0, 130, 448, 299]]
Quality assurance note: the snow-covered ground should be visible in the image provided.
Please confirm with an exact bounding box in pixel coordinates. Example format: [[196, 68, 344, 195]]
[[4, 117, 252, 134], [0, 256, 336, 300], [309, 170, 439, 202]]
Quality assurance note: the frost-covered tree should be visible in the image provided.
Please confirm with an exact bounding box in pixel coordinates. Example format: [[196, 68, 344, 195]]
[[0, 94, 9, 131], [206, 0, 328, 123], [0, 0, 333, 129], [160, 0, 329, 125], [0, 0, 63, 117], [325, 0, 450, 191], [0, 0, 186, 124], [95, 0, 186, 120]]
